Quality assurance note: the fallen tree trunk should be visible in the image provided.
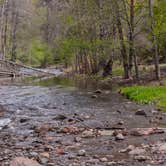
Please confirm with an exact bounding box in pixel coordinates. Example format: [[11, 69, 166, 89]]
[[0, 71, 15, 77], [0, 59, 57, 76]]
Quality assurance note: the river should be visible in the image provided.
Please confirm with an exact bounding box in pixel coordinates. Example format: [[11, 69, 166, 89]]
[[0, 73, 166, 165]]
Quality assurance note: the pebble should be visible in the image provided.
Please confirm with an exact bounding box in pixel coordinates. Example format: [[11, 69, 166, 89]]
[[94, 89, 102, 94], [29, 152, 38, 157], [81, 130, 94, 138], [129, 148, 146, 155], [20, 118, 30, 123], [100, 157, 108, 162], [134, 155, 151, 161], [77, 150, 86, 156], [91, 95, 97, 98], [115, 133, 124, 141], [38, 157, 49, 165], [74, 137, 82, 142], [135, 109, 147, 116]]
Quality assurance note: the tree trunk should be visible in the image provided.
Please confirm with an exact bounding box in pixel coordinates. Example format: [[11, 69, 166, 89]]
[[11, 4, 18, 62], [103, 24, 116, 77], [0, 2, 5, 60], [114, 1, 129, 79], [149, 0, 160, 80], [128, 0, 134, 78]]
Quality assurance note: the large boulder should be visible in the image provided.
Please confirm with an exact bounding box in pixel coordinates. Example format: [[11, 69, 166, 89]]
[[10, 157, 41, 166]]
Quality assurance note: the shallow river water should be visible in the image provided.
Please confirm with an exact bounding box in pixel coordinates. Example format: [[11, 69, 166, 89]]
[[0, 75, 166, 165]]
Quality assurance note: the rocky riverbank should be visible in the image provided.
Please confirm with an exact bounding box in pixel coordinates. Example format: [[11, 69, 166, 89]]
[[0, 82, 166, 165]]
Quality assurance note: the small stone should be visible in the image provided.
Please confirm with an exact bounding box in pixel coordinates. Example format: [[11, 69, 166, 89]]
[[38, 157, 49, 165], [99, 130, 114, 136], [29, 152, 38, 157], [77, 150, 86, 156], [134, 155, 151, 161], [47, 163, 55, 166], [158, 143, 166, 153], [119, 145, 135, 153], [91, 95, 97, 98], [68, 154, 76, 160], [39, 152, 49, 158], [129, 148, 146, 155], [53, 114, 67, 121], [74, 137, 82, 142], [135, 109, 147, 116], [115, 133, 124, 141], [81, 130, 94, 138], [117, 121, 124, 125], [20, 118, 29, 123], [130, 128, 155, 136], [100, 157, 108, 162], [94, 89, 102, 94]]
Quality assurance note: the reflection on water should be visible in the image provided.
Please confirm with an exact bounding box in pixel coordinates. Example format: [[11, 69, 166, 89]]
[[29, 76, 118, 91], [1, 75, 118, 91]]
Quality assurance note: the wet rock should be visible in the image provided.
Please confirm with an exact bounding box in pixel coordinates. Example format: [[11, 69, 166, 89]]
[[135, 109, 147, 116], [38, 157, 49, 165], [106, 161, 126, 166], [81, 129, 94, 138], [100, 157, 108, 162], [20, 118, 30, 123], [56, 146, 66, 155], [117, 121, 124, 125], [29, 152, 38, 158], [74, 136, 82, 142], [0, 111, 4, 117], [68, 154, 76, 160], [44, 145, 54, 152], [0, 118, 11, 130], [130, 128, 164, 136], [47, 163, 55, 166], [53, 114, 67, 121], [134, 155, 151, 161], [158, 143, 166, 153], [34, 124, 51, 134], [120, 145, 135, 153], [91, 95, 97, 98], [99, 130, 114, 136], [115, 133, 124, 141], [60, 126, 79, 134], [85, 120, 104, 129], [10, 157, 41, 166], [128, 148, 146, 155], [94, 89, 102, 94], [86, 159, 99, 164], [77, 149, 86, 156], [39, 152, 49, 158]]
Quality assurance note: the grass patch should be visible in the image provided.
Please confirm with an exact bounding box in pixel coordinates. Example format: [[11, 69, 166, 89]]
[[112, 69, 124, 76], [121, 86, 166, 110]]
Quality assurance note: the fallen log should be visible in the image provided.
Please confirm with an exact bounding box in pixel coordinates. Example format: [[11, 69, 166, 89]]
[[0, 59, 57, 76], [0, 71, 15, 77]]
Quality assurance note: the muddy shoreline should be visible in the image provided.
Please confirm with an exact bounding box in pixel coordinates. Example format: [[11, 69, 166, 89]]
[[0, 76, 166, 165]]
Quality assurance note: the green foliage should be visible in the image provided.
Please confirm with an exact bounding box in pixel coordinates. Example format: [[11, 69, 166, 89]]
[[30, 39, 53, 67], [121, 86, 166, 110], [57, 35, 113, 65], [154, 0, 166, 57], [112, 69, 124, 76]]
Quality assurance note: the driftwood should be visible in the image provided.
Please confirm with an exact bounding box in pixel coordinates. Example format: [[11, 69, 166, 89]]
[[0, 59, 56, 76], [0, 71, 15, 77]]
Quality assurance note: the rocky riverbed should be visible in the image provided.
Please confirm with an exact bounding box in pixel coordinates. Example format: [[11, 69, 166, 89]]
[[0, 77, 166, 166]]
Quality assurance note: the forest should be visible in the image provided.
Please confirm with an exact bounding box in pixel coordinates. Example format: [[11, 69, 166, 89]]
[[0, 0, 166, 166]]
